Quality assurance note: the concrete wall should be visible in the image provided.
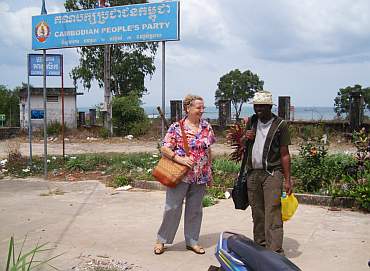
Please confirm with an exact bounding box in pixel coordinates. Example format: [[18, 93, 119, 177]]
[[20, 95, 77, 129]]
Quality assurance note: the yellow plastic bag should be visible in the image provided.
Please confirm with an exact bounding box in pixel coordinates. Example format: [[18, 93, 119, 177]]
[[281, 193, 298, 221]]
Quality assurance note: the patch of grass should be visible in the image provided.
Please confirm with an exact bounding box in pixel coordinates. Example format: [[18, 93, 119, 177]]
[[113, 175, 132, 188], [206, 186, 226, 199], [98, 127, 110, 139], [202, 195, 217, 207], [47, 120, 62, 136], [212, 158, 240, 174]]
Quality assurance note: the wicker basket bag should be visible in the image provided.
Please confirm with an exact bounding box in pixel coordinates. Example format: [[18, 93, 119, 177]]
[[152, 120, 190, 187]]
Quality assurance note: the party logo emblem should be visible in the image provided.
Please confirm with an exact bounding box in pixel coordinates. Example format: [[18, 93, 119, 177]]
[[35, 21, 50, 43]]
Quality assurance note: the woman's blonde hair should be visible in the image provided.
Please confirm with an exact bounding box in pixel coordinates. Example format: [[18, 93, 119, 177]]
[[183, 94, 203, 114]]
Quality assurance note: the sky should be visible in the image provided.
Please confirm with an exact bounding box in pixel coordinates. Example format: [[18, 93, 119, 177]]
[[1, 0, 370, 109]]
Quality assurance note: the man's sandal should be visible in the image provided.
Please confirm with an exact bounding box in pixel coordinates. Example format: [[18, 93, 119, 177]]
[[186, 245, 205, 254], [154, 243, 165, 255]]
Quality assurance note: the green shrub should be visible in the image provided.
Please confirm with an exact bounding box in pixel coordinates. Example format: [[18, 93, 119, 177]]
[[99, 127, 110, 139], [213, 158, 240, 173], [126, 119, 151, 136], [328, 173, 370, 211], [212, 158, 239, 188], [291, 141, 329, 192], [66, 158, 88, 171], [113, 175, 132, 187], [349, 178, 370, 211], [47, 120, 62, 136], [206, 186, 226, 199], [112, 95, 150, 136], [65, 155, 110, 172], [300, 124, 325, 141], [202, 195, 216, 207], [288, 125, 299, 139]]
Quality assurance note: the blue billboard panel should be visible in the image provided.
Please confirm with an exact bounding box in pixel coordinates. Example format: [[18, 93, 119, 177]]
[[31, 110, 45, 119], [28, 54, 62, 76], [32, 1, 180, 50]]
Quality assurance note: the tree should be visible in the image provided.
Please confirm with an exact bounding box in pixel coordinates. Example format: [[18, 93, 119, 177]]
[[0, 85, 20, 127], [112, 94, 150, 136], [64, 0, 158, 97], [215, 69, 264, 121], [334, 84, 370, 116]]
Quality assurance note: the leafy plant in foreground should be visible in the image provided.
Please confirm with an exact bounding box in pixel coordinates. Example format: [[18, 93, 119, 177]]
[[5, 235, 62, 271]]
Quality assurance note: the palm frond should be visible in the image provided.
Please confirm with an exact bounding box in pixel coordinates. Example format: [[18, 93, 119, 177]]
[[226, 122, 247, 162]]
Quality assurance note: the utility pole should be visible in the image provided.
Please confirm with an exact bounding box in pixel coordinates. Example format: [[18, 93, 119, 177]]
[[100, 0, 112, 136], [104, 44, 112, 135]]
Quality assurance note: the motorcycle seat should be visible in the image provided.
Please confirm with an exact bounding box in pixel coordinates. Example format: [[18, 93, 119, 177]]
[[227, 234, 301, 271]]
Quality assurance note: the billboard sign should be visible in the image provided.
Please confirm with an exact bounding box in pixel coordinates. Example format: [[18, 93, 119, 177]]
[[28, 54, 62, 76], [32, 1, 180, 50]]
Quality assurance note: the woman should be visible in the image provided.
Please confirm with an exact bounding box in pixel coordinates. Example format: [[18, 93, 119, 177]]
[[154, 94, 215, 255]]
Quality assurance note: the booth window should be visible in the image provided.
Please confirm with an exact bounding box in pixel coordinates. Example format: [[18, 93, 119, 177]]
[[47, 96, 58, 102]]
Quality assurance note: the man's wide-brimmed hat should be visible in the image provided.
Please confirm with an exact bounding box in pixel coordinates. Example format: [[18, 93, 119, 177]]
[[251, 90, 274, 105]]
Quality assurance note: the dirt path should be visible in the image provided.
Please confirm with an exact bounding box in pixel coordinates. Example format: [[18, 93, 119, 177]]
[[0, 139, 233, 158], [0, 137, 356, 158]]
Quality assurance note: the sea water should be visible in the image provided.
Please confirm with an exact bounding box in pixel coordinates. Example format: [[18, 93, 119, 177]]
[[78, 105, 369, 121], [142, 105, 370, 121]]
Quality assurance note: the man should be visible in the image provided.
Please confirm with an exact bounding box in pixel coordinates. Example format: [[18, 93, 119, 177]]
[[244, 90, 293, 255]]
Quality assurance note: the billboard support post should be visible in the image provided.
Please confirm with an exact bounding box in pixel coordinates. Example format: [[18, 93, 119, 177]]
[[61, 56, 65, 157], [43, 50, 48, 180], [161, 42, 166, 138], [27, 55, 33, 165]]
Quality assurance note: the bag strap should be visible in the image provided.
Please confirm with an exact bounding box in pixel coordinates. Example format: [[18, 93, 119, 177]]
[[237, 142, 249, 183], [179, 120, 190, 156], [236, 122, 252, 183]]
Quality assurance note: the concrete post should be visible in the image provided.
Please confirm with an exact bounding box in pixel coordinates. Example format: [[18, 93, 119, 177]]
[[349, 91, 364, 131], [278, 96, 291, 120], [89, 109, 96, 125], [78, 112, 85, 127], [218, 100, 231, 128], [170, 100, 182, 123]]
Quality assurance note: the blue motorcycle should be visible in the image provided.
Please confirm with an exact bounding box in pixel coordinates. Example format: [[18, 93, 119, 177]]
[[213, 231, 301, 271]]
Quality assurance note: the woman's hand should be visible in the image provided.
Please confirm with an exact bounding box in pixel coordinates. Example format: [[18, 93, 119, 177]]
[[175, 155, 194, 168]]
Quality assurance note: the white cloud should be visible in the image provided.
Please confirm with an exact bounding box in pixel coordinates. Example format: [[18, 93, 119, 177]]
[[1, 0, 370, 109], [0, 2, 65, 66], [179, 0, 244, 50], [0, 6, 37, 49], [233, 0, 370, 62]]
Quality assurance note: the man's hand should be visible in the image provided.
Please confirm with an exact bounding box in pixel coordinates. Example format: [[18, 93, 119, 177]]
[[285, 179, 293, 195], [245, 129, 256, 140]]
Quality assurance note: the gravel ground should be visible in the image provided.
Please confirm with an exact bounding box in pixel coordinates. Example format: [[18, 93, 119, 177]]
[[74, 255, 146, 271]]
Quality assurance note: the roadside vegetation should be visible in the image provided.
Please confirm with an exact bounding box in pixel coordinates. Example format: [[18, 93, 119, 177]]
[[5, 235, 62, 271], [1, 129, 369, 211]]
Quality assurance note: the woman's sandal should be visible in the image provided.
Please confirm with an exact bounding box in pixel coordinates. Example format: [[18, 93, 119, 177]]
[[186, 245, 205, 254], [154, 243, 165, 255]]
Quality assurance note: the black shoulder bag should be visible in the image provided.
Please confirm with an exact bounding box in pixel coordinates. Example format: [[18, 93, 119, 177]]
[[231, 139, 250, 210]]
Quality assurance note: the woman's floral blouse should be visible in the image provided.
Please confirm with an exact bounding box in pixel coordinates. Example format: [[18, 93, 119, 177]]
[[162, 118, 216, 185]]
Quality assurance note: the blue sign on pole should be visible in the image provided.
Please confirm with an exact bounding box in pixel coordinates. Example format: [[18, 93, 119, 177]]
[[32, 1, 180, 50], [31, 110, 45, 119], [28, 54, 62, 76]]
